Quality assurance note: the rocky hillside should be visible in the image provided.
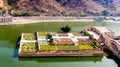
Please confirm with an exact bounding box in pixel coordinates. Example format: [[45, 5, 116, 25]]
[[1, 0, 120, 16], [16, 0, 74, 16], [93, 0, 120, 14]]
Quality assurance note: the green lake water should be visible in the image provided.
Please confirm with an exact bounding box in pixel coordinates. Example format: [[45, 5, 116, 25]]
[[0, 22, 120, 67]]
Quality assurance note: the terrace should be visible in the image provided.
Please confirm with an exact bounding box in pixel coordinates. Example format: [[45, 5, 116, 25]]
[[77, 38, 93, 44], [37, 32, 50, 50], [52, 32, 89, 46], [19, 32, 103, 57], [88, 31, 100, 40]]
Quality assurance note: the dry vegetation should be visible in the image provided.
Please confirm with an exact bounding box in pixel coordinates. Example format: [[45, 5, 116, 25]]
[[1, 0, 120, 16]]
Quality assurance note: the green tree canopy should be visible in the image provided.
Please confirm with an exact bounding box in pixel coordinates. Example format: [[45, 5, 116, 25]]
[[102, 10, 109, 16], [60, 25, 71, 33]]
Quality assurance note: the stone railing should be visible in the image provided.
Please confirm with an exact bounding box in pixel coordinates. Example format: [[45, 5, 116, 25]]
[[0, 17, 12, 23]]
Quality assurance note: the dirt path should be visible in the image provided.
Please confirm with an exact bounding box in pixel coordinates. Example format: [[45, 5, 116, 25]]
[[12, 17, 94, 24]]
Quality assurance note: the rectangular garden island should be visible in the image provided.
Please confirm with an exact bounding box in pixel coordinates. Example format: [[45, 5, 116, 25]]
[[18, 32, 103, 57]]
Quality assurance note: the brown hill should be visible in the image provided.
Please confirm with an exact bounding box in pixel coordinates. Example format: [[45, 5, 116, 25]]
[[57, 0, 105, 13], [16, 0, 70, 15], [1, 0, 120, 16]]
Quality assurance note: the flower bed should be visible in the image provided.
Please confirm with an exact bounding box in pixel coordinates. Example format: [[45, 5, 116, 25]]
[[20, 42, 36, 52], [72, 32, 81, 36], [40, 45, 55, 50], [38, 32, 49, 36], [23, 33, 35, 40], [57, 46, 79, 50], [78, 44, 93, 50]]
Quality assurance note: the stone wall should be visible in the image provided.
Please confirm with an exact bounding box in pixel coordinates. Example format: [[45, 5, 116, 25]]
[[111, 41, 120, 59], [0, 17, 12, 23], [19, 49, 103, 57], [105, 32, 114, 38]]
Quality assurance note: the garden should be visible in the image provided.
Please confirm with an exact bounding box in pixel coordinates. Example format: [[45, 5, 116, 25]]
[[23, 33, 35, 40], [57, 45, 79, 50], [78, 44, 94, 50], [39, 45, 56, 50], [38, 32, 49, 36], [39, 44, 94, 50], [20, 31, 98, 52], [20, 42, 36, 52]]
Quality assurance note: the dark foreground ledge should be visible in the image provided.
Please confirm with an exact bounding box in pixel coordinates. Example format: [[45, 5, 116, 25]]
[[19, 50, 103, 58]]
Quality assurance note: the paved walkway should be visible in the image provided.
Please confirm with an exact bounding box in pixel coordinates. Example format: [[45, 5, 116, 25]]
[[12, 17, 94, 24], [53, 33, 89, 46], [88, 31, 100, 40]]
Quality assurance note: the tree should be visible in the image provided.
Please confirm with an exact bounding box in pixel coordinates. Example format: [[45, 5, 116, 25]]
[[60, 25, 71, 33], [46, 34, 53, 44], [46, 34, 52, 39], [49, 38, 53, 44], [8, 0, 18, 6], [83, 30, 90, 36], [13, 11, 33, 16], [102, 10, 109, 17], [94, 41, 99, 47], [22, 12, 33, 16]]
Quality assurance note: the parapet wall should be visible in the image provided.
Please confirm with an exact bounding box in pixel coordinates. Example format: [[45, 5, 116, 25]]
[[105, 32, 114, 38], [19, 49, 103, 57], [84, 26, 114, 37], [0, 17, 12, 23]]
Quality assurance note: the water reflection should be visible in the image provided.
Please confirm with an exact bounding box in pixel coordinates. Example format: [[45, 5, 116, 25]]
[[0, 22, 119, 67], [107, 55, 120, 67], [18, 56, 103, 63], [104, 49, 120, 67]]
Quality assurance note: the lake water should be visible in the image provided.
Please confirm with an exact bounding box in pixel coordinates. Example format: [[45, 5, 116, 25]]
[[0, 22, 120, 67]]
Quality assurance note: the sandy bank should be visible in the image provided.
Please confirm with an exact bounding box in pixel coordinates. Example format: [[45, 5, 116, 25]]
[[0, 17, 95, 25]]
